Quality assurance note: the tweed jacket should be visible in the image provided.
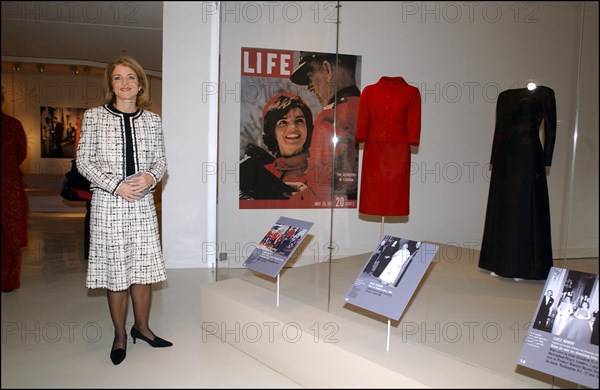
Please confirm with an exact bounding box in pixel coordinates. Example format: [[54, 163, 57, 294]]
[[76, 105, 167, 194]]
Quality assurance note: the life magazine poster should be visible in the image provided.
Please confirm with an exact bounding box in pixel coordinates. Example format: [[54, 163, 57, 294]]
[[345, 235, 438, 320], [239, 47, 362, 209], [243, 217, 313, 278], [517, 267, 598, 388]]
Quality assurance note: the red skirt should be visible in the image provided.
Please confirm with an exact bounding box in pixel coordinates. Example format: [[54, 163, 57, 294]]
[[358, 141, 411, 216]]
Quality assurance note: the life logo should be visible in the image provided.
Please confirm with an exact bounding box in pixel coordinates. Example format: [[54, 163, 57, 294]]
[[241, 48, 294, 79]]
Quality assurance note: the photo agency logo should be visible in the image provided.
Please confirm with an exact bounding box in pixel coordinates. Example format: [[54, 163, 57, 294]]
[[409, 161, 492, 184], [399, 2, 540, 24], [201, 321, 340, 344], [201, 162, 239, 184], [202, 78, 533, 106], [202, 239, 338, 266], [7, 80, 103, 110], [202, 79, 308, 105], [409, 80, 536, 104], [2, 321, 103, 344], [201, 2, 339, 24], [400, 320, 535, 344], [427, 241, 481, 265], [198, 159, 493, 188], [21, 237, 81, 265], [1, 1, 141, 25], [410, 81, 506, 104]]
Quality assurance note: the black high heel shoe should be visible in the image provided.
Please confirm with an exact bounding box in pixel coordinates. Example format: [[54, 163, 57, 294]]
[[130, 326, 173, 348], [110, 338, 126, 365]]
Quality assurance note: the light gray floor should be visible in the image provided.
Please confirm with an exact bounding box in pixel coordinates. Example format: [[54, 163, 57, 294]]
[[1, 213, 301, 389]]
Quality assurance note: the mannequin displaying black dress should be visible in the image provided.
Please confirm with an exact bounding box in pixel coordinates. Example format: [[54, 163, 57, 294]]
[[478, 85, 557, 280]]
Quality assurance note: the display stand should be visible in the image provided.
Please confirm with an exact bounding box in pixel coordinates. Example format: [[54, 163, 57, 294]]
[[382, 217, 391, 352], [386, 319, 391, 351], [276, 273, 280, 307], [345, 232, 438, 352], [381, 217, 394, 352]]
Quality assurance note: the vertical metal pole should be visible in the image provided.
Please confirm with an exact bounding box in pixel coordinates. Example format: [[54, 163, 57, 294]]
[[327, 1, 342, 313], [213, 1, 222, 282], [386, 319, 391, 351]]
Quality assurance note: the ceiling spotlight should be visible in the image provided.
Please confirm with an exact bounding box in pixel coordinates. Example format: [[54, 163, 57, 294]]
[[69, 65, 79, 75], [37, 64, 46, 73], [12, 62, 22, 72], [82, 65, 90, 73]]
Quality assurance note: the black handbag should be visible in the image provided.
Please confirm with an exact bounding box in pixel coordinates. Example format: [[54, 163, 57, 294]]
[[60, 159, 91, 201]]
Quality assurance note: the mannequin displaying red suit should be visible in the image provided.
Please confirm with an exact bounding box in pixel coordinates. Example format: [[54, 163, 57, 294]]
[[355, 76, 421, 216]]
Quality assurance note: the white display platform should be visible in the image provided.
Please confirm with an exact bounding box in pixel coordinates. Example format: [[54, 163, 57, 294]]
[[200, 248, 596, 388]]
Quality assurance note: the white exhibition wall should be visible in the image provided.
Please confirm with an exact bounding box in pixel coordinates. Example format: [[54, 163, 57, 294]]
[[162, 2, 219, 268], [171, 1, 596, 269]]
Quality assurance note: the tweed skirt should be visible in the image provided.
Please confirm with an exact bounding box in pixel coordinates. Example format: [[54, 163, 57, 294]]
[[86, 189, 166, 291]]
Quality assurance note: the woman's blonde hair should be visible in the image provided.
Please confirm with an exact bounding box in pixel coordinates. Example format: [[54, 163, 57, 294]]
[[102, 56, 152, 109]]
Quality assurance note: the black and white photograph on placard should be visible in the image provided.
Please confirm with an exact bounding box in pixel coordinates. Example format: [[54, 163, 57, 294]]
[[518, 267, 599, 388], [345, 235, 438, 321]]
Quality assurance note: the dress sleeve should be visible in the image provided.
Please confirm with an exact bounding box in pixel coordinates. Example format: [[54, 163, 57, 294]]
[[407, 87, 422, 146], [543, 88, 557, 166], [76, 109, 122, 194]]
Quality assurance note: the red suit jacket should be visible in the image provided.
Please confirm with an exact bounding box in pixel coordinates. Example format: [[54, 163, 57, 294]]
[[356, 77, 421, 216]]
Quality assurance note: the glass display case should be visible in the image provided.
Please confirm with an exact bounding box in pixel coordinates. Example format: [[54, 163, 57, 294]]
[[215, 0, 596, 303]]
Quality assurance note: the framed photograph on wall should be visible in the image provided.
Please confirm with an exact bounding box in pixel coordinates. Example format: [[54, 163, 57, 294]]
[[40, 106, 86, 159]]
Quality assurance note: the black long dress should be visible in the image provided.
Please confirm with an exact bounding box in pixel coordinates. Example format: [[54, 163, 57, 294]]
[[478, 86, 557, 280]]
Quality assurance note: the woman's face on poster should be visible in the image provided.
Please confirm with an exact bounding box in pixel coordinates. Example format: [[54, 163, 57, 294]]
[[274, 107, 308, 157]]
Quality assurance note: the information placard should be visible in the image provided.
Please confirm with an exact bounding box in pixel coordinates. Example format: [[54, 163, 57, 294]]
[[243, 216, 313, 278], [517, 267, 599, 388], [345, 235, 438, 321]]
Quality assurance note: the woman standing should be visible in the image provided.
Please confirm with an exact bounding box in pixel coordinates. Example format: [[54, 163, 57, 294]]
[[77, 56, 171, 365]]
